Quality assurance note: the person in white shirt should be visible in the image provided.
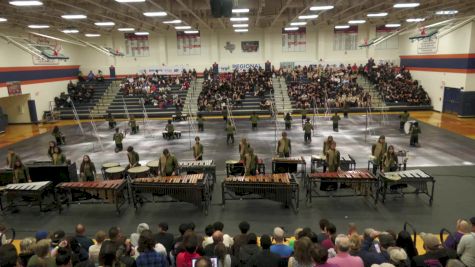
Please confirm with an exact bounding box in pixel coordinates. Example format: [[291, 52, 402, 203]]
[[213, 221, 233, 248], [457, 217, 475, 267], [89, 231, 106, 265]]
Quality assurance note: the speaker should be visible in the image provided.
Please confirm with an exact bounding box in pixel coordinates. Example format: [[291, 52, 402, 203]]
[[210, 0, 222, 18], [221, 0, 233, 17], [28, 99, 38, 123]]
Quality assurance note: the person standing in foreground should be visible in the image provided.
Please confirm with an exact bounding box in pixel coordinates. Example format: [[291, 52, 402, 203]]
[[277, 132, 291, 157], [409, 121, 421, 147], [193, 137, 204, 160], [399, 110, 410, 132], [159, 149, 178, 176], [331, 112, 341, 132], [113, 128, 124, 153], [226, 121, 235, 145], [250, 112, 259, 130], [303, 118, 314, 143], [284, 112, 292, 130]]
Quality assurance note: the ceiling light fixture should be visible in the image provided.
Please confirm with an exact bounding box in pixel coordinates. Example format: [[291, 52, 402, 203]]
[[367, 12, 388, 17], [349, 20, 366, 24], [85, 33, 101, 37], [230, 17, 249, 22], [94, 22, 115, 26], [115, 0, 145, 2], [235, 29, 248, 32], [436, 10, 458, 15], [9, 1, 43, 6], [232, 24, 248, 28], [61, 14, 87, 19], [143, 12, 167, 17], [385, 23, 401, 28], [284, 27, 299, 31], [394, 3, 420, 8], [118, 28, 135, 31], [62, 29, 79, 33], [335, 25, 350, 29], [290, 21, 307, 26], [406, 18, 425, 22], [0, 18, 8, 22], [184, 30, 199, 34], [135, 32, 149, 35], [299, 14, 318, 19], [28, 24, 49, 28], [309, 5, 334, 11], [232, 8, 249, 13], [175, 26, 192, 30], [163, 20, 182, 24]]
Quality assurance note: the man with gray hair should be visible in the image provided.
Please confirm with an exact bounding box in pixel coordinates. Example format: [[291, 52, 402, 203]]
[[328, 234, 364, 267], [457, 217, 475, 267], [270, 227, 293, 258]]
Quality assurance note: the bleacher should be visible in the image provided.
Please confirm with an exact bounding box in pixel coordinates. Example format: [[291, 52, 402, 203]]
[[197, 91, 273, 117], [58, 80, 113, 120]]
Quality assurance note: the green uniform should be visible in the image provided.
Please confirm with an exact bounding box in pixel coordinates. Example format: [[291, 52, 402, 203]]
[[326, 149, 340, 172], [284, 115, 292, 130], [332, 115, 341, 131], [277, 137, 291, 157], [13, 166, 28, 183], [6, 153, 20, 169], [239, 142, 250, 160], [400, 112, 410, 130], [303, 122, 314, 143], [226, 124, 235, 144], [165, 123, 175, 139], [52, 153, 66, 165], [323, 141, 332, 155], [250, 114, 259, 129], [130, 119, 138, 134], [113, 132, 124, 152], [382, 152, 398, 172], [301, 109, 307, 122], [372, 142, 388, 165], [193, 143, 204, 160], [127, 151, 140, 167], [244, 153, 258, 175], [159, 154, 178, 176], [410, 125, 421, 146], [81, 162, 96, 181], [197, 117, 204, 131]]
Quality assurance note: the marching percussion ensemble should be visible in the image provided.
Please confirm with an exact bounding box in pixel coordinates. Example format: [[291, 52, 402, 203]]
[[221, 173, 299, 212]]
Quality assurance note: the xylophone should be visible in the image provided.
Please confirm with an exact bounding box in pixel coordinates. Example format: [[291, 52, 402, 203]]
[[162, 131, 182, 139], [26, 161, 78, 185], [179, 160, 217, 185], [56, 180, 128, 214], [222, 173, 299, 213], [225, 159, 266, 177], [306, 170, 377, 204], [272, 156, 306, 180], [131, 173, 211, 215], [311, 155, 356, 173], [3, 181, 57, 212], [376, 169, 435, 205]]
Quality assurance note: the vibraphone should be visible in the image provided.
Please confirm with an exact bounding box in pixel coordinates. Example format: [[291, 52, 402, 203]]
[[306, 170, 377, 204], [272, 156, 306, 180], [56, 180, 129, 214], [376, 169, 435, 205], [2, 181, 57, 212], [131, 173, 211, 215], [311, 155, 356, 173], [225, 159, 266, 177], [179, 160, 217, 185], [161, 131, 182, 139], [221, 173, 299, 213], [26, 161, 78, 185]]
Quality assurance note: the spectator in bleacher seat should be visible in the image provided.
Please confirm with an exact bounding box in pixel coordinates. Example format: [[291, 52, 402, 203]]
[[395, 230, 418, 260], [97, 70, 104, 82], [457, 217, 475, 267], [232, 221, 250, 256], [238, 233, 260, 266], [136, 230, 167, 267], [316, 219, 331, 244], [321, 223, 337, 250], [359, 229, 396, 266], [215, 243, 234, 267], [213, 221, 233, 248], [204, 231, 224, 257], [18, 237, 36, 267], [0, 244, 18, 267], [249, 234, 280, 267], [444, 219, 471, 250], [270, 227, 293, 258], [202, 224, 215, 248], [154, 222, 175, 258], [88, 231, 106, 266], [311, 244, 338, 267], [74, 224, 94, 253], [27, 239, 56, 267], [328, 234, 364, 267], [78, 70, 85, 82], [288, 236, 314, 267], [87, 70, 95, 81], [131, 223, 150, 248], [411, 232, 457, 267], [446, 259, 468, 267], [388, 247, 409, 267]]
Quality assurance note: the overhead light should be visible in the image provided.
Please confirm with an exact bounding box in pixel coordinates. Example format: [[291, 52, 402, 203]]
[[290, 21, 307, 26], [0, 18, 8, 22], [85, 33, 101, 37], [9, 1, 43, 6], [232, 8, 249, 13], [385, 23, 401, 28], [28, 24, 49, 29], [436, 10, 458, 15], [349, 20, 366, 24], [143, 12, 167, 17], [335, 25, 350, 29], [230, 17, 249, 22], [118, 28, 135, 31], [163, 20, 182, 24], [367, 12, 388, 17], [309, 5, 334, 11], [62, 29, 79, 33], [284, 27, 299, 31], [232, 24, 248, 28], [94, 22, 115, 26], [61, 14, 87, 19], [184, 30, 199, 34], [135, 32, 149, 35], [299, 14, 318, 19], [394, 3, 420, 8], [115, 0, 145, 2], [175, 26, 191, 30], [235, 29, 248, 32], [406, 18, 425, 22]]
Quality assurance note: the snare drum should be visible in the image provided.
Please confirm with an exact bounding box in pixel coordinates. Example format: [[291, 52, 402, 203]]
[[105, 166, 126, 180], [127, 166, 150, 179], [146, 160, 159, 176]]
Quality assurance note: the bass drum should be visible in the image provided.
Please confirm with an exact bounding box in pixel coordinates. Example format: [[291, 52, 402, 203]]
[[404, 120, 416, 135]]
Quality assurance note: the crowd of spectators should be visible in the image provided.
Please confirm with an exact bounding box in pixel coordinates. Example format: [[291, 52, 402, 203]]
[[119, 70, 196, 111], [364, 59, 431, 106], [54, 81, 96, 109], [1, 216, 474, 267], [197, 68, 273, 112], [284, 65, 371, 109]]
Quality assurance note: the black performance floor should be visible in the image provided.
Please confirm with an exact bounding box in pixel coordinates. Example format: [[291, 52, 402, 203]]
[[1, 114, 475, 238]]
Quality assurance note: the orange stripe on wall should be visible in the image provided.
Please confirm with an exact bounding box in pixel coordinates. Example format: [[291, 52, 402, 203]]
[[0, 76, 76, 88], [0, 65, 80, 73], [406, 67, 475, 73], [400, 54, 475, 59]]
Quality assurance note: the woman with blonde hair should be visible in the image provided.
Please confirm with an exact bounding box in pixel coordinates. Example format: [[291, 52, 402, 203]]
[[288, 236, 314, 267]]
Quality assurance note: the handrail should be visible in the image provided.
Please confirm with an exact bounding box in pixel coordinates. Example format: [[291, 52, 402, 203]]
[[403, 222, 418, 247]]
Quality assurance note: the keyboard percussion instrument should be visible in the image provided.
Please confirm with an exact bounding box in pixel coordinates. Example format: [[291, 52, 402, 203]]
[[225, 159, 265, 177], [3, 181, 57, 212], [272, 156, 306, 180], [179, 160, 217, 185]]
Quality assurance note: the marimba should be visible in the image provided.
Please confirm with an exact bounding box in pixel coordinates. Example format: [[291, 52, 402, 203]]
[[131, 173, 211, 215], [311, 155, 356, 173], [56, 180, 128, 214], [376, 169, 435, 205], [225, 159, 266, 177], [3, 181, 57, 212], [162, 131, 182, 139], [179, 160, 216, 185], [306, 170, 377, 204], [26, 161, 78, 185], [272, 156, 306, 180], [222, 173, 299, 213]]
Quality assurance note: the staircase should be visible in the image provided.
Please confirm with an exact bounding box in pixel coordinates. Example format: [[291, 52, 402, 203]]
[[356, 76, 385, 108], [272, 77, 293, 114], [184, 78, 203, 115], [90, 81, 121, 117]]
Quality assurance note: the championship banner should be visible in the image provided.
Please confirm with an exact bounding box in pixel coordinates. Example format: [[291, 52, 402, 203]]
[[241, 41, 259, 52], [124, 33, 150, 57], [282, 27, 306, 52], [177, 32, 201, 56], [7, 81, 22, 96]]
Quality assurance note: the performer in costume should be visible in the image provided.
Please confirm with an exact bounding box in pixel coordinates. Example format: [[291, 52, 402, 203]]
[[193, 137, 204, 160], [80, 155, 97, 181], [277, 132, 291, 157], [159, 149, 179, 176]]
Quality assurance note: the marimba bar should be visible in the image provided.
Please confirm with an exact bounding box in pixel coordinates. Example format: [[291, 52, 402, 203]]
[[3, 181, 56, 213], [178, 160, 217, 185], [272, 156, 306, 180]]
